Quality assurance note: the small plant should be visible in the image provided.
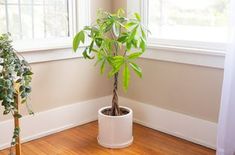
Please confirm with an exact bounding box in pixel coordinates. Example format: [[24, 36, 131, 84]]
[[73, 9, 148, 116], [0, 33, 33, 150]]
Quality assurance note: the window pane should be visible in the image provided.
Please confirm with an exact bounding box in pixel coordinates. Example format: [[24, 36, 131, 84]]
[[7, 0, 18, 4], [0, 5, 6, 34], [8, 5, 21, 39], [44, 0, 69, 38], [34, 5, 45, 39], [0, 0, 70, 40], [21, 5, 33, 39], [148, 0, 229, 43]]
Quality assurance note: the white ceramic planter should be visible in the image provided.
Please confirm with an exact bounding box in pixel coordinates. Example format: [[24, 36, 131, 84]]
[[97, 106, 133, 148]]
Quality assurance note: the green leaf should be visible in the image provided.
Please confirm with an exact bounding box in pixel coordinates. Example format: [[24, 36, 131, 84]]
[[112, 56, 124, 67], [113, 56, 124, 62], [19, 85, 25, 92], [25, 86, 31, 93], [134, 13, 141, 22], [140, 38, 146, 52], [16, 78, 22, 83], [123, 63, 130, 91], [21, 99, 27, 103], [73, 31, 85, 52], [29, 111, 34, 115], [84, 26, 92, 31], [104, 22, 113, 32], [128, 26, 138, 41], [108, 56, 124, 77], [131, 39, 138, 48], [100, 59, 106, 74], [95, 38, 103, 47], [126, 41, 132, 51], [117, 35, 128, 43], [89, 41, 94, 54], [112, 22, 120, 37], [14, 113, 22, 118], [117, 8, 125, 16], [3, 109, 10, 115], [128, 52, 143, 59], [141, 27, 146, 40], [82, 47, 94, 59], [124, 22, 137, 29], [23, 70, 33, 76], [108, 65, 122, 77], [129, 62, 142, 78], [21, 92, 27, 98]]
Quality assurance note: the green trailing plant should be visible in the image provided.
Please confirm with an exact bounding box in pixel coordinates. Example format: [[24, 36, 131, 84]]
[[73, 9, 148, 116], [0, 33, 33, 147]]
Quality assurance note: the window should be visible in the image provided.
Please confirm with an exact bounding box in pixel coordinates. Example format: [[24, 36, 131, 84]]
[[147, 0, 229, 49], [0, 0, 93, 52], [0, 0, 72, 40]]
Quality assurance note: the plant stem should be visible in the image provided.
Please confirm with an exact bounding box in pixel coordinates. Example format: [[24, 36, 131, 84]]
[[110, 28, 121, 116], [111, 72, 120, 116], [14, 86, 21, 155]]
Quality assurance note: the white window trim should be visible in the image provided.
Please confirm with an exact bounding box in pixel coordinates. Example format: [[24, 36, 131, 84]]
[[11, 0, 90, 63], [127, 0, 226, 69]]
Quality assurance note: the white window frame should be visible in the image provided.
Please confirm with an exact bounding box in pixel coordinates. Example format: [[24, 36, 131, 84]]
[[11, 0, 91, 52], [127, 0, 226, 69]]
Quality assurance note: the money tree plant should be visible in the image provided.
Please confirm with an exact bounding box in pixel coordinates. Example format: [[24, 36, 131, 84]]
[[73, 9, 147, 116], [0, 33, 33, 148]]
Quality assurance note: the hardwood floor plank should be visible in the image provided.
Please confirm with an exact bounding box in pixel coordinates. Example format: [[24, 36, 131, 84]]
[[0, 122, 215, 155]]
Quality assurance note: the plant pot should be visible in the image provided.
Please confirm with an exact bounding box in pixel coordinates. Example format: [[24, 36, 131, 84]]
[[97, 106, 133, 148]]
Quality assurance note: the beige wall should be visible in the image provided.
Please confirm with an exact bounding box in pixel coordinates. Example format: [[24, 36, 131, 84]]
[[112, 0, 126, 12], [30, 59, 112, 113], [120, 59, 223, 122], [91, 0, 112, 22]]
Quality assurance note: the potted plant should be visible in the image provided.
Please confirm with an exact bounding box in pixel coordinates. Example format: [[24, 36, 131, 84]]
[[0, 33, 33, 155], [73, 9, 147, 148]]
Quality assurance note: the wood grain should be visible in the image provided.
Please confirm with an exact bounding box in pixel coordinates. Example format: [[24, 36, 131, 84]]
[[0, 121, 215, 155], [14, 83, 22, 155]]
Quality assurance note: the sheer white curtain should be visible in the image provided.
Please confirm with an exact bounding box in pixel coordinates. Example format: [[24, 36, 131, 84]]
[[217, 0, 235, 154]]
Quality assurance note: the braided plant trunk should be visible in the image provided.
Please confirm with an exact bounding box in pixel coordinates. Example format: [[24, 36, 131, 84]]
[[111, 72, 121, 116]]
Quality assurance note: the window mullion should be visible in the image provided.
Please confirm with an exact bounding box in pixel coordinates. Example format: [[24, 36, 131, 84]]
[[31, 0, 35, 39], [43, 0, 46, 38], [4, 0, 9, 32], [66, 0, 70, 37], [159, 0, 166, 34], [18, 0, 23, 39]]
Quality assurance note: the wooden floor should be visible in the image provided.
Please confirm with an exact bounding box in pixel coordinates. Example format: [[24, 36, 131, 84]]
[[0, 121, 215, 155]]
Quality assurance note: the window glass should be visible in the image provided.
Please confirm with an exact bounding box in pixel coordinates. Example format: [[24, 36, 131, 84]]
[[0, 0, 70, 40], [148, 0, 229, 43]]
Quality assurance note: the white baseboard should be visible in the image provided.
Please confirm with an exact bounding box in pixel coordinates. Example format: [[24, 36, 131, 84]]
[[0, 96, 111, 150], [119, 97, 217, 149], [0, 96, 217, 150]]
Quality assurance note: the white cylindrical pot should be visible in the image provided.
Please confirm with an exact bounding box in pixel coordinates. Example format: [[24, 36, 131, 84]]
[[97, 106, 133, 148]]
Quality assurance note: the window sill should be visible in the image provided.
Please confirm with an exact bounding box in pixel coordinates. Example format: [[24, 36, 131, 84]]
[[12, 38, 81, 64], [147, 43, 226, 57], [141, 44, 225, 69], [17, 45, 84, 64], [18, 41, 225, 69], [13, 38, 74, 53]]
